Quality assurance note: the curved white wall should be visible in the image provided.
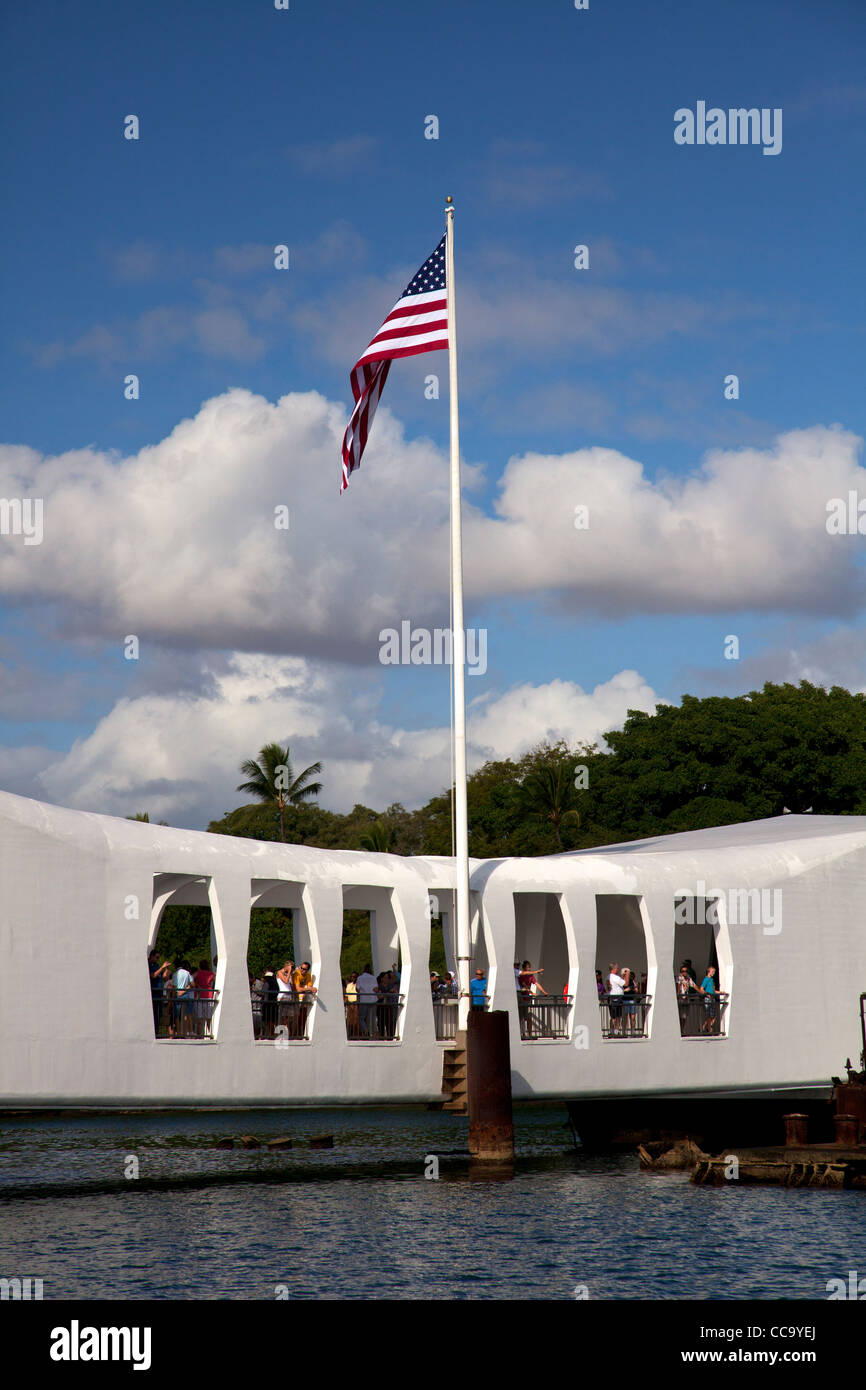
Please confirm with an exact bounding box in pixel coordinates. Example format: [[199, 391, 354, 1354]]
[[0, 791, 863, 1109]]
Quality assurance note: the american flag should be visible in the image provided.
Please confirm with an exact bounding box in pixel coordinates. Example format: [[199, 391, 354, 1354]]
[[341, 235, 448, 491]]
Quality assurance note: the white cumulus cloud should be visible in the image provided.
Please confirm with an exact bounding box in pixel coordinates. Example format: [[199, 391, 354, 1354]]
[[0, 395, 862, 666], [464, 425, 865, 616], [32, 655, 661, 827]]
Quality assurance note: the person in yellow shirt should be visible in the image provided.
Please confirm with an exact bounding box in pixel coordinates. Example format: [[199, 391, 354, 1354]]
[[344, 971, 359, 1038], [291, 961, 316, 1039]]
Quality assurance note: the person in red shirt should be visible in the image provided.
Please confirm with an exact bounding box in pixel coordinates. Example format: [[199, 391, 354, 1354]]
[[517, 960, 546, 1038], [193, 958, 216, 1038]]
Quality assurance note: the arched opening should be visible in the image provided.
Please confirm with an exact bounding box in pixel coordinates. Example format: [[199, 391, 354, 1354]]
[[249, 879, 316, 1042], [148, 875, 222, 1041], [427, 888, 457, 1040], [513, 892, 574, 1040], [470, 893, 494, 1017], [341, 886, 407, 1041], [595, 894, 654, 1040], [673, 896, 730, 1037], [426, 889, 491, 1039]]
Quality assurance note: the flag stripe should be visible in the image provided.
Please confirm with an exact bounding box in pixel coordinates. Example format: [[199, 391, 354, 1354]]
[[341, 235, 448, 491], [361, 339, 448, 365], [382, 296, 447, 322], [357, 325, 449, 359], [385, 288, 447, 313], [376, 308, 447, 332]]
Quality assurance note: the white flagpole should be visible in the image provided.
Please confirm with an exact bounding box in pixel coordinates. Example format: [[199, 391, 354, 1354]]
[[445, 197, 472, 1033]]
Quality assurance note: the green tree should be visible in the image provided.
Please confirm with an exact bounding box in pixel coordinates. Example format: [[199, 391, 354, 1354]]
[[208, 799, 422, 854], [591, 681, 866, 839], [152, 906, 212, 968], [413, 742, 596, 857], [236, 742, 323, 842], [359, 819, 394, 852], [339, 910, 373, 977], [520, 749, 584, 849], [208, 682, 866, 861], [247, 909, 295, 979]]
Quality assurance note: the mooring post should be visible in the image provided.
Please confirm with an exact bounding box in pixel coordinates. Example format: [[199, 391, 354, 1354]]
[[467, 1009, 514, 1161], [834, 1113, 859, 1147], [784, 1113, 809, 1147]]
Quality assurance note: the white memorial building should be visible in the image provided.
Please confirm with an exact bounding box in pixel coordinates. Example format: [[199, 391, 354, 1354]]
[[1, 790, 863, 1127]]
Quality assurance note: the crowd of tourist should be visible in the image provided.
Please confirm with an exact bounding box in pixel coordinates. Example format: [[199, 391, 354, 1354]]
[[513, 960, 572, 1039], [599, 962, 648, 1035], [149, 951, 217, 1039], [430, 969, 489, 1007], [251, 961, 317, 1040], [675, 958, 722, 1033], [152, 949, 722, 1044], [343, 964, 401, 1039], [595, 959, 724, 1036]]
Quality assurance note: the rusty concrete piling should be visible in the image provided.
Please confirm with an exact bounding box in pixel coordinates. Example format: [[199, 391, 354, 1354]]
[[834, 1114, 859, 1147], [467, 1009, 514, 1161], [784, 1113, 809, 1147]]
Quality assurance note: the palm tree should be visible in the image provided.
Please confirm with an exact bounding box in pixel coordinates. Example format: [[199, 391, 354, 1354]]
[[520, 760, 581, 850], [359, 820, 394, 852], [237, 743, 323, 842]]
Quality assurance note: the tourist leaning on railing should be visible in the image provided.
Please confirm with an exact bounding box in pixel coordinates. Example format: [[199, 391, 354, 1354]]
[[170, 959, 195, 1038], [675, 963, 727, 1036], [192, 958, 216, 1037], [621, 967, 640, 1033], [292, 961, 317, 1038], [377, 969, 399, 1039], [699, 965, 717, 1032], [275, 960, 294, 1033], [338, 967, 404, 1041], [248, 966, 316, 1042], [598, 989, 651, 1038], [676, 963, 694, 1030]]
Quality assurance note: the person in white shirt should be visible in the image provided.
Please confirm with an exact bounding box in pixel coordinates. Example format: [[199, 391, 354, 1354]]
[[170, 960, 194, 1038], [355, 965, 379, 1038], [607, 962, 625, 1035], [276, 960, 294, 1035]]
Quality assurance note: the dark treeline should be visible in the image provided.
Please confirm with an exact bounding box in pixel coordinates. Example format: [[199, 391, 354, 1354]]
[[206, 682, 866, 858]]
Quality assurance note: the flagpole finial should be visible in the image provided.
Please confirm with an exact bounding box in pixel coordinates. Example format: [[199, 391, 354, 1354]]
[[445, 195, 453, 208]]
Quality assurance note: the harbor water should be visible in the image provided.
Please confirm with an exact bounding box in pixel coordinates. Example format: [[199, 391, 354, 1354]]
[[0, 1106, 862, 1301]]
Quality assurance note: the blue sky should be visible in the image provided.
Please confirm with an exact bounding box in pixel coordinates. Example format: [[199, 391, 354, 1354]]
[[0, 0, 864, 825]]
